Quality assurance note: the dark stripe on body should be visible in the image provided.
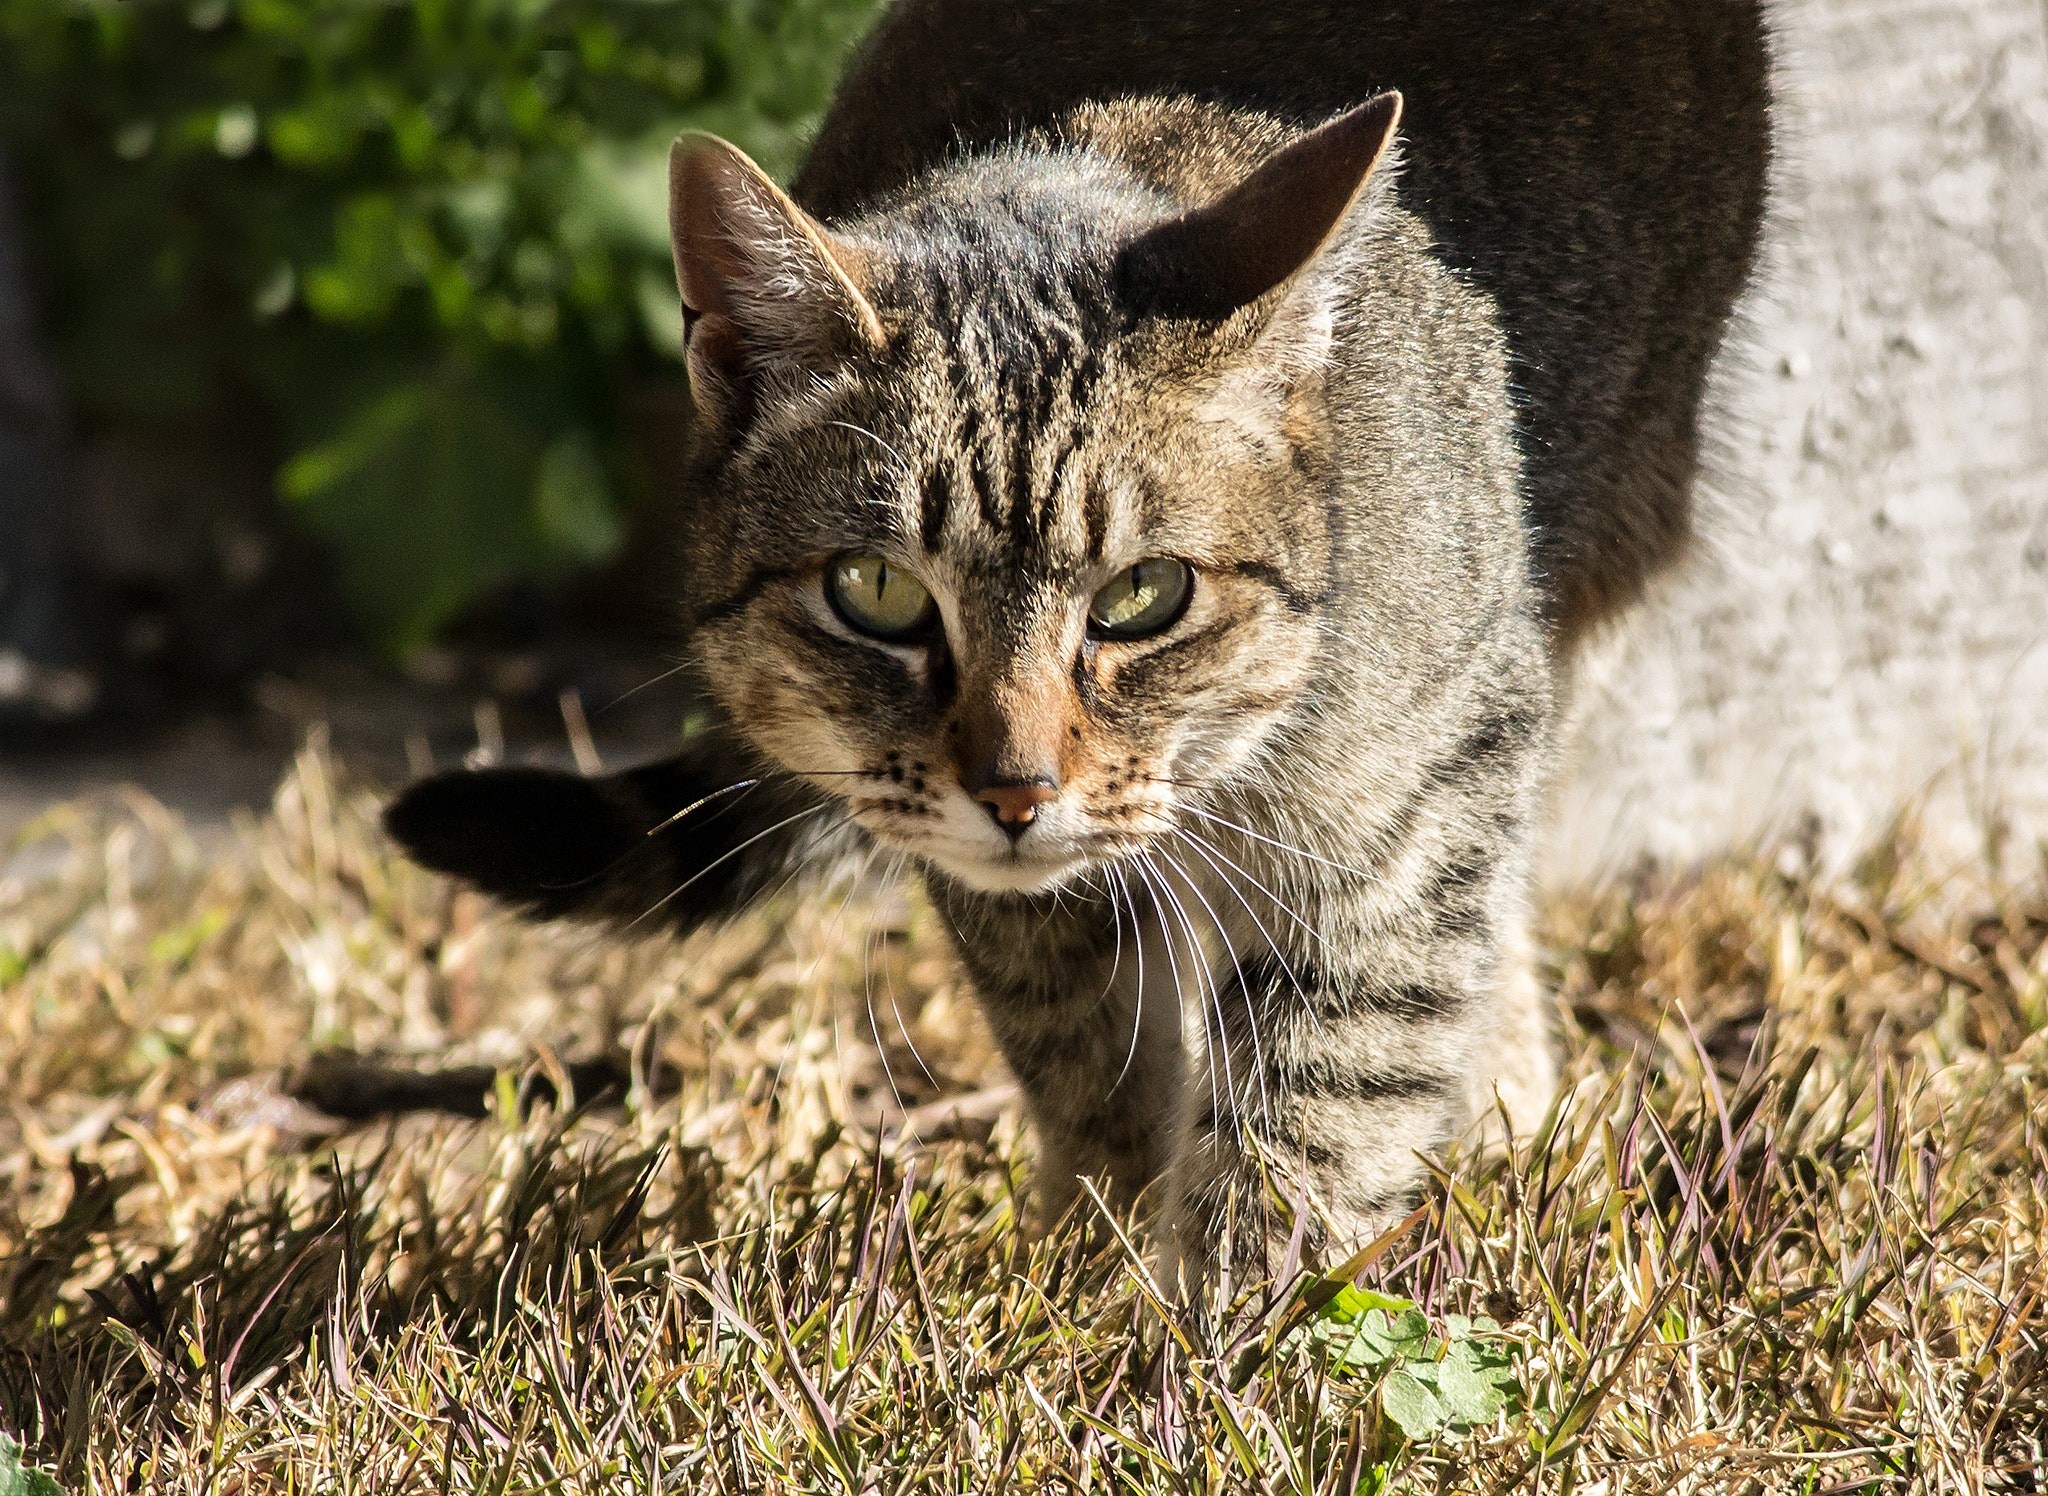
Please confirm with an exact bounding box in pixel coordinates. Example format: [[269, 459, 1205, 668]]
[[1230, 955, 1471, 1025], [1432, 703, 1540, 784], [1275, 1056, 1452, 1104], [1422, 852, 1493, 939]]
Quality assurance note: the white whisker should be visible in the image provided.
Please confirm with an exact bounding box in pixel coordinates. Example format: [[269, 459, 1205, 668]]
[[652, 778, 763, 832], [828, 419, 916, 483], [863, 852, 916, 1120], [628, 803, 834, 929], [877, 853, 941, 1092], [1170, 824, 1329, 955], [1108, 863, 1144, 1096], [1177, 803, 1369, 878], [1156, 848, 1274, 1137], [1138, 850, 1241, 1146], [1130, 855, 1218, 1126], [1170, 826, 1329, 1051]]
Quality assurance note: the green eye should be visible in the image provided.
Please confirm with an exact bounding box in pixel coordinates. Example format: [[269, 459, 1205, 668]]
[[827, 554, 937, 640], [1089, 558, 1193, 639]]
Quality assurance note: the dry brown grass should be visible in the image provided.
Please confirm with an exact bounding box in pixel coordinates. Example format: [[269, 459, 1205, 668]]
[[1, 743, 2044, 1492]]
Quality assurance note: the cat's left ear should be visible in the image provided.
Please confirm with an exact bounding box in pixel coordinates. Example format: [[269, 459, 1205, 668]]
[[1114, 92, 1403, 324], [669, 133, 887, 432]]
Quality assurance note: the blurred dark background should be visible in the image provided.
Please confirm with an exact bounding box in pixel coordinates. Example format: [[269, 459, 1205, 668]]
[[0, 0, 882, 777]]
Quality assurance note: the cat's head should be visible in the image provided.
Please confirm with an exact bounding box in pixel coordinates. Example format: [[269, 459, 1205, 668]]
[[672, 95, 1401, 896]]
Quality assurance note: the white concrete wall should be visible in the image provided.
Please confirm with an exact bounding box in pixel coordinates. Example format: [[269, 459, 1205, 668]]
[[1551, 0, 2048, 884]]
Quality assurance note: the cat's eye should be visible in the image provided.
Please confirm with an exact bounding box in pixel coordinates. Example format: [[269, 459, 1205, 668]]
[[827, 554, 937, 640], [1089, 558, 1193, 639]]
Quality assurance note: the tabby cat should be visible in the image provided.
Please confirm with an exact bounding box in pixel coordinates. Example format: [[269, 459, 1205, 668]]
[[387, 0, 1771, 1281]]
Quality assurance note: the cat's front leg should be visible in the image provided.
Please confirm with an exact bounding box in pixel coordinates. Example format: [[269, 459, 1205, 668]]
[[1165, 924, 1552, 1287], [925, 874, 1189, 1229]]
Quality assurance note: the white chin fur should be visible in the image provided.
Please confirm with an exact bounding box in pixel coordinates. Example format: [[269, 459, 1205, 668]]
[[919, 846, 1084, 895]]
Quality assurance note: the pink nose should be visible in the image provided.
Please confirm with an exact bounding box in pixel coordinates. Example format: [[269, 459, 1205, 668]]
[[975, 781, 1059, 827]]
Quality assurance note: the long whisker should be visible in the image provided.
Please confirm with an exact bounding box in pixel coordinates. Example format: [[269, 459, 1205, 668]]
[[652, 766, 883, 834], [1157, 847, 1274, 1138], [1171, 825, 1329, 1051], [1170, 824, 1331, 1037], [628, 804, 834, 929], [1107, 864, 1145, 1096], [1176, 804, 1370, 879], [1081, 868, 1127, 1022], [828, 418, 915, 480], [653, 778, 765, 831], [877, 852, 942, 1093], [599, 657, 700, 714], [1170, 824, 1331, 956], [813, 842, 884, 1125], [1130, 855, 1218, 1128], [1139, 850, 1241, 1147], [863, 853, 915, 1123], [736, 805, 856, 924]]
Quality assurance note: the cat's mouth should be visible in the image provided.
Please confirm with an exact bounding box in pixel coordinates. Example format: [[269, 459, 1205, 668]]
[[842, 772, 1171, 894], [918, 840, 1092, 895], [850, 797, 1101, 893]]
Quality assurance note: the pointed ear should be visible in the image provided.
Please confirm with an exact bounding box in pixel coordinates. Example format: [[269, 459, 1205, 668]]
[[1114, 93, 1403, 323], [668, 132, 887, 430]]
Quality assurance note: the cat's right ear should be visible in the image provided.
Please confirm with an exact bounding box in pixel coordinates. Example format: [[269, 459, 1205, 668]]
[[1115, 93, 1404, 324], [669, 133, 887, 434]]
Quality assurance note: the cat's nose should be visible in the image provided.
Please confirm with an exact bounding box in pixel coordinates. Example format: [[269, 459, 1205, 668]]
[[974, 779, 1060, 839]]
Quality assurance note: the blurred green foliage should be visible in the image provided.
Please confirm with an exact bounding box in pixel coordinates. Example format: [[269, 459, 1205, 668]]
[[0, 0, 881, 653]]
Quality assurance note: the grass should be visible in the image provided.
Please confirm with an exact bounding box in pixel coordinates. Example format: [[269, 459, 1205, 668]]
[[0, 741, 2044, 1492]]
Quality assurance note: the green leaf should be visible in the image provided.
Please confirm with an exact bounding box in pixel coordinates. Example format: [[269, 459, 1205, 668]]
[[0, 1435, 66, 1496], [1435, 1340, 1510, 1426], [1319, 1285, 1418, 1326], [1377, 1370, 1445, 1442], [281, 371, 560, 654]]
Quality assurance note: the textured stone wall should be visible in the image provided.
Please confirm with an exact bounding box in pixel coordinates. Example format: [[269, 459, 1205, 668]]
[[1550, 0, 2048, 885]]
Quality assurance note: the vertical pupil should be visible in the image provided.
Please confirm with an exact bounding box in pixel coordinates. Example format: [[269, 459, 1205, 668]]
[[873, 563, 889, 605]]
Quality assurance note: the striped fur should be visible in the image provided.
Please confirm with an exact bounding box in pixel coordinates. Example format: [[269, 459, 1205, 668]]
[[387, 1, 1770, 1284]]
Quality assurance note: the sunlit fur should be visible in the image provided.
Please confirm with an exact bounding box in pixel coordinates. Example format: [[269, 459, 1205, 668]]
[[682, 105, 1376, 898], [388, 1, 1770, 1284], [664, 97, 1563, 1275]]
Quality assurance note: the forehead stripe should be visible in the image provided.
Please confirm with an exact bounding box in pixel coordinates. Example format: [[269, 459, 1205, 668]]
[[1081, 479, 1109, 565], [919, 467, 951, 553]]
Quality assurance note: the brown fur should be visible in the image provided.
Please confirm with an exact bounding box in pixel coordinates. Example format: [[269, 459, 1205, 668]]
[[387, 1, 1771, 1282]]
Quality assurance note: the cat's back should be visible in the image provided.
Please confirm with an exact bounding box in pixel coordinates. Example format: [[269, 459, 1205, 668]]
[[795, 0, 1772, 646]]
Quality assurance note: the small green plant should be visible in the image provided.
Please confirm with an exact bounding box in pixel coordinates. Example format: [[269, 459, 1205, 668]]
[[0, 0, 883, 653], [1293, 1283, 1522, 1441], [0, 1435, 63, 1496]]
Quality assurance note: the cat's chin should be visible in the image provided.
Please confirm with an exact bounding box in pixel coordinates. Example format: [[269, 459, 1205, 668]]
[[918, 848, 1088, 896]]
